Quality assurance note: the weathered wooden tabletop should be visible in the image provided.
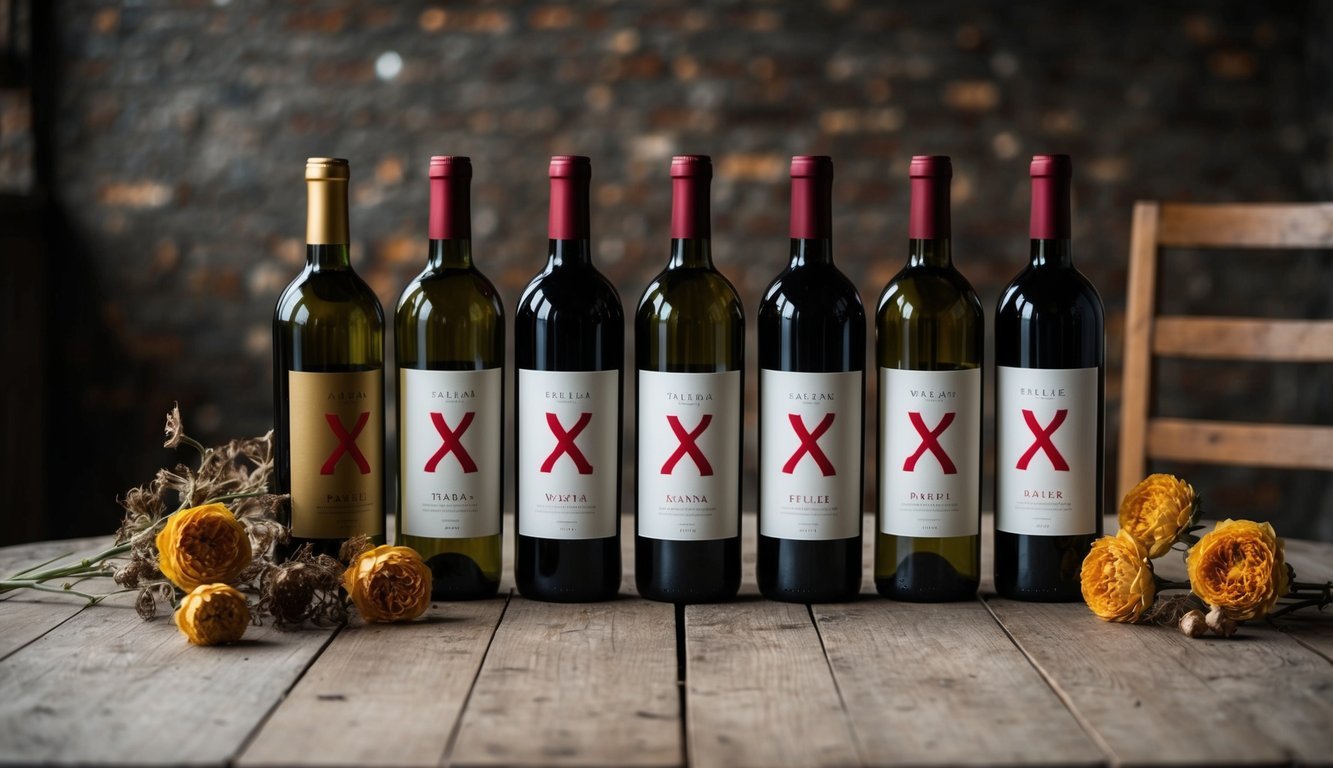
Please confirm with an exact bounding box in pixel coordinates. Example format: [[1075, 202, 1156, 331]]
[[0, 513, 1329, 767]]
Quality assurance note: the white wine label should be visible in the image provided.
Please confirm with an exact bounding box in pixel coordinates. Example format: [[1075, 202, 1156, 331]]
[[879, 367, 981, 538], [996, 366, 1100, 536], [518, 368, 620, 540], [637, 370, 741, 541], [288, 369, 384, 540], [400, 367, 502, 539], [759, 369, 863, 541]]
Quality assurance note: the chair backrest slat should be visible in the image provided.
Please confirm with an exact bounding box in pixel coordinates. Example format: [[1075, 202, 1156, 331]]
[[1146, 418, 1333, 471], [1152, 316, 1333, 362], [1157, 203, 1333, 248]]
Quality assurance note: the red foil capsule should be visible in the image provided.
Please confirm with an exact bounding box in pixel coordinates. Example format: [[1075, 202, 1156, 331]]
[[428, 155, 471, 240], [670, 154, 712, 240], [548, 155, 592, 241], [1029, 154, 1073, 240], [908, 155, 952, 240], [790, 155, 833, 240]]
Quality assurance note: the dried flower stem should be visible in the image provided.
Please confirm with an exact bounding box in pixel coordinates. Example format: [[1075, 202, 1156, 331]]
[[0, 491, 273, 602]]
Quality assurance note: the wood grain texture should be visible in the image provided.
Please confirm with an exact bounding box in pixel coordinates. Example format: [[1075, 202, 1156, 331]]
[[984, 599, 1288, 765], [1146, 418, 1333, 470], [0, 537, 115, 661], [449, 597, 680, 767], [1157, 202, 1333, 248], [814, 599, 1105, 766], [1118, 201, 1161, 500], [1152, 316, 1333, 362], [238, 599, 508, 768], [1275, 538, 1333, 662], [685, 599, 859, 768], [0, 595, 336, 765]]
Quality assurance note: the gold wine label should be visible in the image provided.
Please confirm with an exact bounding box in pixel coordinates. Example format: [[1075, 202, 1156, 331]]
[[288, 369, 384, 539]]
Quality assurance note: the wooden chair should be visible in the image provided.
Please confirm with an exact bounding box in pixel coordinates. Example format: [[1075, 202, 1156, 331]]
[[1118, 202, 1333, 500]]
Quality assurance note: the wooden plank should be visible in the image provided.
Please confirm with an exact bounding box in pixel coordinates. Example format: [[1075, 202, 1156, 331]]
[[1273, 538, 1333, 662], [814, 599, 1106, 766], [1118, 201, 1160, 501], [1152, 316, 1333, 362], [1146, 418, 1333, 470], [0, 594, 336, 765], [449, 597, 680, 767], [239, 598, 508, 768], [0, 537, 115, 662], [1157, 202, 1333, 249], [685, 599, 860, 768], [985, 599, 1289, 765]]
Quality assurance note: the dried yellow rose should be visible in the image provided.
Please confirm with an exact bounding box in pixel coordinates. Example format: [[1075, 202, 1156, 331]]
[[1080, 530, 1157, 623], [1187, 519, 1289, 621], [1118, 473, 1197, 558], [342, 545, 432, 623], [175, 583, 250, 645], [156, 503, 252, 591]]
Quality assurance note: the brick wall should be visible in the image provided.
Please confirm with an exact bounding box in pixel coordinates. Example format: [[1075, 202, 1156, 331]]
[[33, 0, 1332, 541]]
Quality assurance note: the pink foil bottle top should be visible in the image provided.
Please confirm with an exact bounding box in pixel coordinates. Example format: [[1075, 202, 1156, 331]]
[[1029, 153, 1073, 240], [909, 155, 951, 240], [548, 155, 591, 240], [428, 156, 471, 240], [790, 155, 833, 240], [670, 154, 711, 240]]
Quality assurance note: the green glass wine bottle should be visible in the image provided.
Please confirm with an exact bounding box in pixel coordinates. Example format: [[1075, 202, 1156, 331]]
[[396, 156, 504, 599], [874, 156, 983, 601], [274, 158, 387, 559]]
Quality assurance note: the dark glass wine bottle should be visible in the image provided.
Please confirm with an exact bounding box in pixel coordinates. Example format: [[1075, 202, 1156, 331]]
[[514, 155, 623, 602], [757, 155, 865, 603], [874, 156, 983, 601], [274, 158, 386, 559], [994, 154, 1105, 601], [635, 155, 744, 604], [395, 156, 504, 600]]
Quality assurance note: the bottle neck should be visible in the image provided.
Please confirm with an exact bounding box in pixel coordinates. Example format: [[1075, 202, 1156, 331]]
[[789, 237, 833, 267], [548, 238, 592, 268], [307, 243, 351, 271], [306, 177, 349, 270], [428, 238, 473, 270], [1029, 238, 1073, 268], [669, 238, 713, 269], [909, 238, 952, 268]]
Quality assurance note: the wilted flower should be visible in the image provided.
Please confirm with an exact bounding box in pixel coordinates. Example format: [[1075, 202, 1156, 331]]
[[1118, 473, 1197, 558], [1081, 530, 1157, 623], [156, 503, 253, 591], [1187, 519, 1289, 621], [342, 545, 432, 623], [175, 583, 250, 645]]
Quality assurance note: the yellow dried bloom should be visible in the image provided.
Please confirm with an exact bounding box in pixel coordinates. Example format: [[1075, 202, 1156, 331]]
[[342, 545, 432, 623], [1081, 530, 1157, 623], [175, 583, 250, 645]]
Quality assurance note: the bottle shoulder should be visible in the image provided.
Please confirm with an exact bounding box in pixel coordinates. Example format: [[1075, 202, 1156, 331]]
[[877, 265, 983, 321], [517, 263, 623, 321], [396, 266, 505, 319], [275, 268, 385, 325], [636, 267, 744, 323], [997, 264, 1104, 320], [759, 263, 865, 321]]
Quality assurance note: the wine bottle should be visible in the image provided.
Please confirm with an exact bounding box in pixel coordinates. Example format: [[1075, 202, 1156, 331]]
[[874, 155, 983, 601], [635, 155, 744, 604], [274, 158, 386, 559], [994, 154, 1105, 601], [757, 155, 865, 603], [514, 155, 623, 602], [395, 156, 504, 600]]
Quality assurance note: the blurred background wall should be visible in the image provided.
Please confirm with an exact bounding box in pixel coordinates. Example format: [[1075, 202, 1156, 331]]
[[2, 0, 1331, 544]]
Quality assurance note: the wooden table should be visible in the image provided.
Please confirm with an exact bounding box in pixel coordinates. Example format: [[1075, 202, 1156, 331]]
[[1, 514, 1330, 767]]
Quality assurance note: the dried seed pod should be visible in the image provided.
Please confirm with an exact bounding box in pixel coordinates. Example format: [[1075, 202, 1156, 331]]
[[1178, 609, 1207, 638]]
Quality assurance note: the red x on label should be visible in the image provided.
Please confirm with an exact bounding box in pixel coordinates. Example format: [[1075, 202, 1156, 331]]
[[321, 412, 371, 475], [540, 412, 594, 474], [782, 413, 836, 476], [1016, 409, 1069, 471], [661, 415, 714, 476], [903, 411, 957, 474], [424, 412, 477, 473]]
